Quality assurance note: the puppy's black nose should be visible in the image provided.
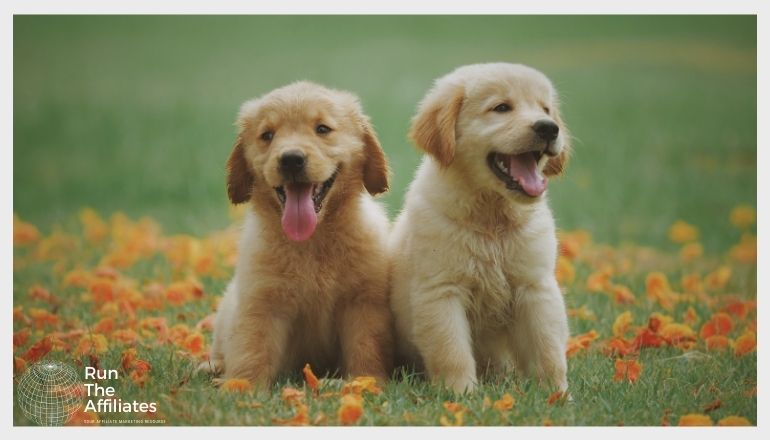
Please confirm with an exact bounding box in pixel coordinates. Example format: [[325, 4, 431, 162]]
[[533, 119, 559, 142], [279, 150, 306, 174]]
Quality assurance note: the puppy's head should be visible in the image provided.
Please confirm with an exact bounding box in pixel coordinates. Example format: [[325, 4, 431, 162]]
[[410, 63, 570, 203], [227, 81, 389, 242]]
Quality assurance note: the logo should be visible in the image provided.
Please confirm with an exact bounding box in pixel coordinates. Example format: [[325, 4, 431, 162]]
[[17, 360, 82, 426]]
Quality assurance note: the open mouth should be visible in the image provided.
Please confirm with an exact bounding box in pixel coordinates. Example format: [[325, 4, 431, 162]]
[[273, 170, 338, 242], [274, 170, 338, 213], [487, 151, 547, 198]]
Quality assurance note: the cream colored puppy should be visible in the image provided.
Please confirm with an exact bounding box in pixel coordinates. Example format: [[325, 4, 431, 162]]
[[390, 63, 571, 393]]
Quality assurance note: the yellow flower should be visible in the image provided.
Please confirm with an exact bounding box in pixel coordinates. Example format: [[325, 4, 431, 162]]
[[659, 323, 696, 348], [668, 220, 699, 244], [646, 272, 675, 310], [679, 242, 703, 262], [439, 401, 466, 426], [586, 268, 613, 293], [705, 266, 732, 290], [729, 205, 755, 229], [492, 393, 515, 411], [612, 311, 634, 338]]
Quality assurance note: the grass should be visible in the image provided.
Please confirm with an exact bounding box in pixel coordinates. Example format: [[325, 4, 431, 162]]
[[12, 15, 756, 426]]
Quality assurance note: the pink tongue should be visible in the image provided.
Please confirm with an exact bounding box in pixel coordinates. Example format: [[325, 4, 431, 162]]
[[281, 183, 317, 241], [508, 153, 547, 197]]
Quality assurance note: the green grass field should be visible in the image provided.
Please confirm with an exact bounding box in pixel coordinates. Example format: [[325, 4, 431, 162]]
[[13, 15, 756, 426]]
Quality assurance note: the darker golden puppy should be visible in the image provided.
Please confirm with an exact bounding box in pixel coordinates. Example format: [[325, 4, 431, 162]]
[[202, 81, 393, 387]]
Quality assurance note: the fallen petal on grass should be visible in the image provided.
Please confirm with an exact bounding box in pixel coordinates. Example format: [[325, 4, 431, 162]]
[[338, 394, 364, 425], [717, 416, 752, 426], [678, 413, 713, 426], [220, 378, 252, 393]]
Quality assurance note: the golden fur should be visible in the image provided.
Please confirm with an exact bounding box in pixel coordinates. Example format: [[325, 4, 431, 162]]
[[390, 63, 571, 393], [203, 81, 394, 387]]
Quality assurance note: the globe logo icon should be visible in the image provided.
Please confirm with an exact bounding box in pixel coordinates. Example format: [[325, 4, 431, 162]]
[[17, 360, 83, 426]]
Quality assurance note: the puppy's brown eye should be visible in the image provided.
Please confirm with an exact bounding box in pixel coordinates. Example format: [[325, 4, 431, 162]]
[[316, 124, 332, 135], [260, 131, 274, 142], [492, 103, 512, 113], [543, 106, 551, 115]]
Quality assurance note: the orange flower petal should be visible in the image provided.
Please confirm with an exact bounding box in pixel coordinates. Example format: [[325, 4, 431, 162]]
[[602, 337, 637, 357], [699, 312, 733, 339], [303, 363, 320, 392], [341, 376, 382, 395], [678, 413, 713, 426], [733, 331, 756, 357], [281, 387, 306, 404], [729, 205, 755, 229], [566, 330, 599, 358], [613, 359, 642, 383], [337, 394, 364, 426], [74, 334, 109, 356], [659, 323, 696, 346], [668, 220, 699, 244], [22, 336, 53, 362], [586, 268, 613, 293], [220, 378, 252, 393], [493, 393, 515, 411], [679, 242, 703, 262], [547, 391, 566, 405], [705, 335, 730, 351], [13, 215, 41, 246], [610, 284, 636, 304], [717, 416, 752, 426], [14, 357, 27, 373], [182, 332, 205, 355], [555, 256, 575, 285], [705, 266, 732, 290]]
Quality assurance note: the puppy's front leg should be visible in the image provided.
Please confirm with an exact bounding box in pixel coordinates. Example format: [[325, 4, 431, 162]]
[[513, 278, 569, 392], [413, 291, 477, 393], [338, 296, 393, 382], [223, 295, 292, 390]]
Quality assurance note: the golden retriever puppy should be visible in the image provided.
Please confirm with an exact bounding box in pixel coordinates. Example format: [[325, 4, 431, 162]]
[[390, 63, 571, 393], [202, 81, 393, 388]]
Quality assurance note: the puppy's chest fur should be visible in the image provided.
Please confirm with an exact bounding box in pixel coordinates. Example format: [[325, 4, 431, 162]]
[[251, 230, 382, 310], [451, 223, 554, 331], [240, 212, 386, 368]]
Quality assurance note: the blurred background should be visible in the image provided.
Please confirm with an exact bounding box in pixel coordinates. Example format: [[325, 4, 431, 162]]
[[13, 15, 756, 250]]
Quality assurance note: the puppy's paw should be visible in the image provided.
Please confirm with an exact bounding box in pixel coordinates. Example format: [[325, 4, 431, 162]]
[[196, 358, 224, 376], [443, 374, 477, 394]]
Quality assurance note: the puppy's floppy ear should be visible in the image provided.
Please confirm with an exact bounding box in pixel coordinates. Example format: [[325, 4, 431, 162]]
[[409, 82, 464, 167], [226, 137, 254, 204], [543, 109, 571, 177], [361, 120, 390, 195]]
